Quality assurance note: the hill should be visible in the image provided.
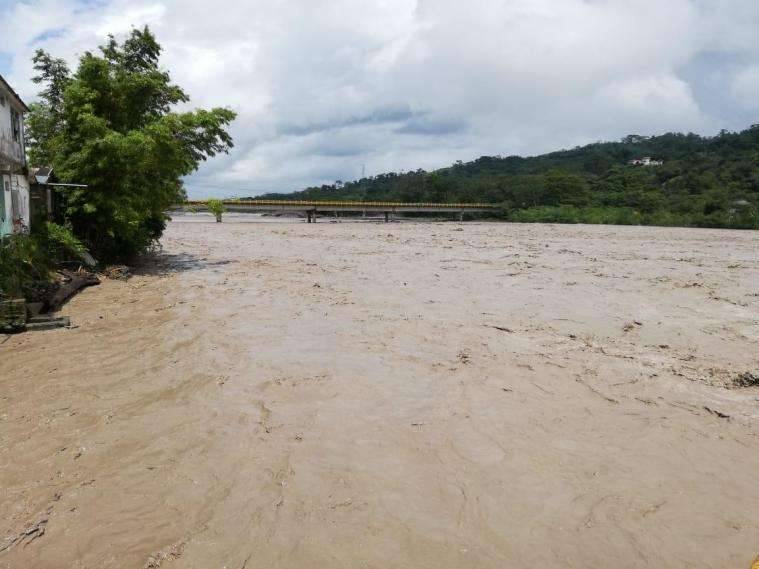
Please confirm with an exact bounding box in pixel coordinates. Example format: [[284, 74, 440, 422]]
[[258, 125, 759, 229]]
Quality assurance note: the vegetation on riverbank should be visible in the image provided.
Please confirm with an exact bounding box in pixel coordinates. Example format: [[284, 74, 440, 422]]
[[27, 27, 236, 261], [260, 126, 759, 229], [2, 27, 235, 306], [0, 223, 85, 299]]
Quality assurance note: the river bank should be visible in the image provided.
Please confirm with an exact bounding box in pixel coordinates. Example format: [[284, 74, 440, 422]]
[[2, 220, 758, 568]]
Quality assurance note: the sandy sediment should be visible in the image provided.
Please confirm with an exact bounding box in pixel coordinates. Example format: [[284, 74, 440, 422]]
[[1, 220, 758, 568]]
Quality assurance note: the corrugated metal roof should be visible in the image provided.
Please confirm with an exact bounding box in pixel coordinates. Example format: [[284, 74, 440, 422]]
[[0, 74, 30, 113], [30, 166, 53, 184]]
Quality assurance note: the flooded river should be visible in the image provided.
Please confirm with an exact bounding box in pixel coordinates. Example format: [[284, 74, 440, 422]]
[[2, 219, 758, 568]]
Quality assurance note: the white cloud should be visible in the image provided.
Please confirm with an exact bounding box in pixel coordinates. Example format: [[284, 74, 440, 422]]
[[731, 66, 759, 110], [595, 74, 704, 127], [2, 0, 759, 196]]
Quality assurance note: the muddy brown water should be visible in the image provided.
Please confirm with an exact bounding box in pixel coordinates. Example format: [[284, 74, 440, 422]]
[[2, 220, 759, 568]]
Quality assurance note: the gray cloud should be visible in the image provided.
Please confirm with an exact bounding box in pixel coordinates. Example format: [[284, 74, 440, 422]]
[[277, 105, 417, 136], [395, 116, 466, 136], [2, 0, 759, 197]]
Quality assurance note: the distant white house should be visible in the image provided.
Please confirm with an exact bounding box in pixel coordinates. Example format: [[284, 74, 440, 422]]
[[0, 74, 30, 237], [628, 156, 663, 167]]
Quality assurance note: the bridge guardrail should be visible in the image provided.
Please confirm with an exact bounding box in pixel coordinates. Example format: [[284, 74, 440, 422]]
[[183, 200, 497, 209]]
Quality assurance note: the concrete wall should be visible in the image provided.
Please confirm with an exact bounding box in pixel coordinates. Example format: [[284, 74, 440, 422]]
[[0, 83, 26, 169], [0, 77, 30, 236], [1, 173, 31, 236]]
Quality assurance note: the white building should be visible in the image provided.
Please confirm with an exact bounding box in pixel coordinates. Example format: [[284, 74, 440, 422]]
[[628, 156, 663, 167], [0, 74, 30, 237]]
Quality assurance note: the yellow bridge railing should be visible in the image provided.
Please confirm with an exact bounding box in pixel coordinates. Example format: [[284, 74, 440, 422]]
[[184, 199, 497, 209]]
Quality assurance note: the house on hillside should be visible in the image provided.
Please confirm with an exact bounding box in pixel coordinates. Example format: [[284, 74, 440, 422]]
[[628, 156, 663, 167], [0, 74, 31, 237]]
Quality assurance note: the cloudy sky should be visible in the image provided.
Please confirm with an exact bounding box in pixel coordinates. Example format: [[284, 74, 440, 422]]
[[1, 0, 758, 198]]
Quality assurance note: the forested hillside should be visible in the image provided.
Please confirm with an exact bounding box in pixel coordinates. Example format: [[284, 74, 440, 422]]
[[259, 125, 759, 228]]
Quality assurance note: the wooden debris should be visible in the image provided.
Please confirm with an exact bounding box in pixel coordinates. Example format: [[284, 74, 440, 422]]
[[44, 271, 100, 313], [0, 517, 48, 553], [704, 406, 731, 420], [485, 325, 513, 333], [103, 265, 131, 280]]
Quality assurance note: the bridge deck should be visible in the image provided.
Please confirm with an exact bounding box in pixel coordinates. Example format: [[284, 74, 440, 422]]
[[179, 200, 496, 214]]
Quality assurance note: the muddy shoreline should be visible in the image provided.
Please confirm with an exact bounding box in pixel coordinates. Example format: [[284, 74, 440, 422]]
[[2, 220, 758, 568]]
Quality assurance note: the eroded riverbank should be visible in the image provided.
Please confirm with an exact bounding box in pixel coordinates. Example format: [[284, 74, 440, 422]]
[[2, 220, 758, 568]]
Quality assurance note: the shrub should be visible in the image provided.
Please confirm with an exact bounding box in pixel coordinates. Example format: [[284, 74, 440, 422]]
[[207, 199, 225, 222], [0, 235, 53, 299], [508, 206, 645, 226], [42, 222, 88, 259]]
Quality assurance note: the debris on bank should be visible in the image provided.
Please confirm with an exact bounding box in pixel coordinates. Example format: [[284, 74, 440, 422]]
[[0, 259, 138, 334], [1, 269, 100, 334], [45, 270, 100, 313], [0, 299, 71, 334], [0, 299, 26, 333], [103, 265, 131, 280], [732, 372, 759, 388], [25, 315, 72, 331]]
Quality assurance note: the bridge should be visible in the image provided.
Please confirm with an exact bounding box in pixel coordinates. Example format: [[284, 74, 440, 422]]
[[176, 200, 497, 222]]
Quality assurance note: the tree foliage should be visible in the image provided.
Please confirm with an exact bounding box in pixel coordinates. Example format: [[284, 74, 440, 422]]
[[28, 27, 236, 259], [260, 127, 759, 229]]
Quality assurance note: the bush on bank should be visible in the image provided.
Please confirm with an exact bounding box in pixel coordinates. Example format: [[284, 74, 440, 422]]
[[0, 223, 88, 299], [504, 205, 759, 228]]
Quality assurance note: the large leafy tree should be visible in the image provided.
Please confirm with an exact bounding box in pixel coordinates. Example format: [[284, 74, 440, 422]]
[[28, 27, 236, 259]]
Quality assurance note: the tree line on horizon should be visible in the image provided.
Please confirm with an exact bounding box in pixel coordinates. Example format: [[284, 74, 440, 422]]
[[258, 127, 759, 229]]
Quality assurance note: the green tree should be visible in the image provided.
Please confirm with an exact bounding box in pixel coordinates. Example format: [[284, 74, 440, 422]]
[[26, 50, 71, 166], [425, 173, 455, 202], [28, 27, 236, 260], [542, 170, 589, 206]]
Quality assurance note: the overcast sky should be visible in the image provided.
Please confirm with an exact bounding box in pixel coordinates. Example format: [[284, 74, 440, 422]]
[[1, 0, 758, 198]]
